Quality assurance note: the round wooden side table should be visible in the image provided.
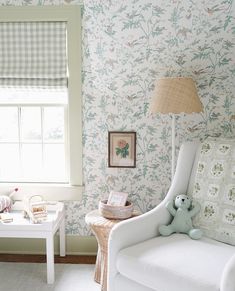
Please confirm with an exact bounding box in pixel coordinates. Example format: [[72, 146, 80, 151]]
[[85, 209, 139, 291]]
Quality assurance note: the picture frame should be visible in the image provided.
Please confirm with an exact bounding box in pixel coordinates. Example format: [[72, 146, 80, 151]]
[[108, 131, 136, 168], [107, 191, 128, 206]]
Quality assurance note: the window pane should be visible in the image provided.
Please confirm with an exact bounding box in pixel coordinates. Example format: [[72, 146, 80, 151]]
[[21, 144, 43, 180], [0, 107, 18, 141], [0, 106, 67, 183], [44, 144, 67, 182], [21, 107, 41, 142], [44, 107, 64, 142], [0, 88, 68, 105], [0, 144, 20, 180]]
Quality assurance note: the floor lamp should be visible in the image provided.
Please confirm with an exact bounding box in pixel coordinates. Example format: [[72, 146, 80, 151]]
[[150, 77, 203, 180]]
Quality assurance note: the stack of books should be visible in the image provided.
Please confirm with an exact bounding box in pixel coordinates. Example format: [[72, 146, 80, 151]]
[[0, 213, 13, 223]]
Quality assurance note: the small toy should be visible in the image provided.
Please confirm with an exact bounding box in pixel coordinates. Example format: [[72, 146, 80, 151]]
[[23, 195, 47, 224], [0, 188, 18, 213], [159, 194, 202, 240]]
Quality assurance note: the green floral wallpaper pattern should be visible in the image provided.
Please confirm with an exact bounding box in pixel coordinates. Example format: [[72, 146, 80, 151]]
[[0, 0, 234, 235]]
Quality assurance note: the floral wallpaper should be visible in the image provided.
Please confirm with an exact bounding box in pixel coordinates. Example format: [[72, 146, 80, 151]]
[[0, 0, 234, 235]]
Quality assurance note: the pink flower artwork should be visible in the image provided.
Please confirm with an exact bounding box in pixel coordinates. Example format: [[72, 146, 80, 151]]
[[116, 139, 129, 158]]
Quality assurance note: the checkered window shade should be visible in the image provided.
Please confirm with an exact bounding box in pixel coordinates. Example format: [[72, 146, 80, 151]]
[[0, 21, 67, 89]]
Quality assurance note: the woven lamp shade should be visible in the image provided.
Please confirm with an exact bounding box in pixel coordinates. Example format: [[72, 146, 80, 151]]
[[150, 77, 203, 114]]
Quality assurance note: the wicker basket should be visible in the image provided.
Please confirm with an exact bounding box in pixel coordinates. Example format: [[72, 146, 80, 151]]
[[99, 199, 133, 220]]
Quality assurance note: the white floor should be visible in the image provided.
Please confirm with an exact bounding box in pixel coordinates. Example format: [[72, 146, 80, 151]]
[[0, 263, 100, 291]]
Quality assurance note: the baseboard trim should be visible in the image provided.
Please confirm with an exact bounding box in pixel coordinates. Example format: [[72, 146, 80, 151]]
[[0, 235, 98, 255], [0, 254, 96, 264]]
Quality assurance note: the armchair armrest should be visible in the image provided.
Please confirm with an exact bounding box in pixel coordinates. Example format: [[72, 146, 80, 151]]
[[107, 141, 199, 291], [108, 203, 170, 291], [221, 253, 235, 291]]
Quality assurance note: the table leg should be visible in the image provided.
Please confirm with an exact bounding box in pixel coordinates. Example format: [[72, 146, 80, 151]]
[[94, 246, 101, 284], [99, 248, 108, 291], [46, 235, 55, 284], [91, 226, 110, 291], [59, 217, 66, 257]]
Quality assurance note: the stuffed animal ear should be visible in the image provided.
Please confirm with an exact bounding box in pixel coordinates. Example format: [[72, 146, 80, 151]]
[[173, 195, 178, 207]]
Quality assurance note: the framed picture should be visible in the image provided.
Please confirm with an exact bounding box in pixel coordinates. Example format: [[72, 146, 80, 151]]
[[108, 131, 136, 168], [107, 191, 128, 206]]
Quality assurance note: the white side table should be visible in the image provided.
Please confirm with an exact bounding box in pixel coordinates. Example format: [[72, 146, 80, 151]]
[[0, 201, 65, 284]]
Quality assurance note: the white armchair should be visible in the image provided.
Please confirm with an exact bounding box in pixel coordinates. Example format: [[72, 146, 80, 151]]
[[108, 141, 235, 291]]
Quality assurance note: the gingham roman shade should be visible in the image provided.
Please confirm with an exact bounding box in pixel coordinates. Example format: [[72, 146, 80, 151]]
[[0, 21, 67, 89]]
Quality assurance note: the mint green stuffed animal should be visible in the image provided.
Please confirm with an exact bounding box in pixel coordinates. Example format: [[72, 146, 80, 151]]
[[159, 194, 202, 240]]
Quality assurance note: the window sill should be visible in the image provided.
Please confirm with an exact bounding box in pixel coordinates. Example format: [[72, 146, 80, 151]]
[[0, 183, 83, 201]]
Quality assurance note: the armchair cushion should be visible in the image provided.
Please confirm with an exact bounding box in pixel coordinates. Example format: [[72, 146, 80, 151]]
[[188, 138, 235, 245], [116, 234, 234, 291]]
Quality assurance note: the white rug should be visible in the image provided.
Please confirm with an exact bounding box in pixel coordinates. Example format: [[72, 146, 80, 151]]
[[0, 263, 100, 291]]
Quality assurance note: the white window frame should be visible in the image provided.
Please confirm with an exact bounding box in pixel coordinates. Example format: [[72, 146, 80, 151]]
[[0, 6, 83, 200]]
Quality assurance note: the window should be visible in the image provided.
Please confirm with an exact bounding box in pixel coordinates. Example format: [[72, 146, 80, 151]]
[[0, 6, 82, 198], [0, 104, 67, 183]]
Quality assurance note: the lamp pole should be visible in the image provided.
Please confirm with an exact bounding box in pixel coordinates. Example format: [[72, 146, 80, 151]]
[[149, 77, 203, 181], [171, 114, 176, 181]]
